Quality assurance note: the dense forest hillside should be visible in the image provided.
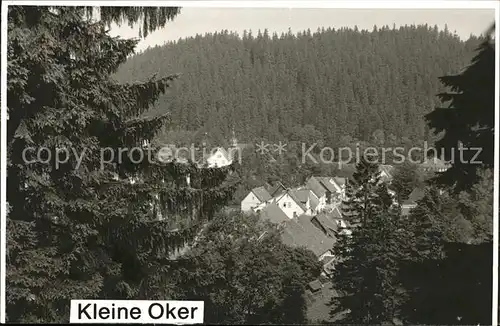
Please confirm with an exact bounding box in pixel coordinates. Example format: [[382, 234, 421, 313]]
[[114, 24, 480, 147]]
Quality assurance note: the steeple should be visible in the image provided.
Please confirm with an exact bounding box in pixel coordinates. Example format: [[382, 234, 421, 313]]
[[231, 127, 237, 147]]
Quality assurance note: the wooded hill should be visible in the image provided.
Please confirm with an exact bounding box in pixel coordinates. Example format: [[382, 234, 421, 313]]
[[114, 24, 481, 147]]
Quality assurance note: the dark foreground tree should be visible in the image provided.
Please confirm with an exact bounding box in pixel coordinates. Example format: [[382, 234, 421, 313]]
[[403, 23, 495, 325], [341, 155, 393, 226], [331, 208, 412, 324], [7, 6, 238, 322], [168, 213, 322, 324], [391, 161, 424, 203], [425, 24, 495, 191]]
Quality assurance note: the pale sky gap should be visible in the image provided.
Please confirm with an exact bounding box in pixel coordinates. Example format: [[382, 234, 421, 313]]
[[109, 8, 495, 52]]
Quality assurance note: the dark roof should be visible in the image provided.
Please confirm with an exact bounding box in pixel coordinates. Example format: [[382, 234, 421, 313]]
[[317, 177, 339, 193], [293, 188, 311, 203], [251, 186, 272, 202], [313, 214, 339, 234], [281, 214, 336, 257], [407, 187, 425, 203], [308, 279, 323, 292], [260, 202, 289, 224], [306, 176, 327, 198], [268, 181, 287, 197]]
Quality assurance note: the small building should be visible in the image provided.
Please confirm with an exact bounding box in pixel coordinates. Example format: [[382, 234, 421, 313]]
[[401, 188, 426, 216], [274, 189, 308, 219], [259, 202, 290, 225], [421, 156, 451, 173], [308, 279, 323, 293], [241, 186, 272, 213], [379, 164, 395, 183], [306, 176, 347, 210]]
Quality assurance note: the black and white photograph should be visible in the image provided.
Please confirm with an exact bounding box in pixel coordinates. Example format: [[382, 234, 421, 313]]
[[2, 1, 498, 324]]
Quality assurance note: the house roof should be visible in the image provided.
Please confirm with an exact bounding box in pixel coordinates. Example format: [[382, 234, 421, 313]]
[[293, 188, 310, 203], [251, 186, 272, 202], [281, 214, 336, 257], [268, 181, 287, 197], [317, 177, 339, 193], [308, 279, 323, 292], [313, 214, 339, 235], [276, 189, 308, 212], [421, 156, 451, 169], [293, 188, 320, 210], [404, 187, 425, 204], [260, 202, 290, 224], [306, 177, 327, 198], [308, 192, 320, 210]]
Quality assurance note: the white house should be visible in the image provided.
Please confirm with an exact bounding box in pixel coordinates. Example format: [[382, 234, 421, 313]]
[[274, 189, 308, 219], [241, 186, 273, 213], [206, 147, 233, 168], [306, 176, 347, 210], [379, 164, 395, 183]]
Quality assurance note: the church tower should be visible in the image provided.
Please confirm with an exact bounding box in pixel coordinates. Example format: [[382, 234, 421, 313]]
[[231, 127, 238, 148]]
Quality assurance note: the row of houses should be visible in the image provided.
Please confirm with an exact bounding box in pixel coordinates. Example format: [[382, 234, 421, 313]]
[[240, 157, 446, 267], [241, 176, 347, 218], [240, 176, 351, 276]]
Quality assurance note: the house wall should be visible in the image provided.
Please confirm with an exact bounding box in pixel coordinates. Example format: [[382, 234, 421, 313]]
[[276, 193, 305, 219], [207, 148, 232, 167], [311, 192, 327, 212], [318, 250, 334, 261], [241, 191, 262, 212]]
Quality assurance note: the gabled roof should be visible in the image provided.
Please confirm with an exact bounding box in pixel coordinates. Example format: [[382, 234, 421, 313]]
[[379, 165, 395, 181], [317, 177, 339, 193], [276, 189, 308, 212], [306, 176, 327, 198], [251, 186, 272, 202], [402, 187, 425, 205], [313, 213, 339, 234], [293, 188, 311, 204], [268, 181, 287, 197], [260, 202, 289, 224], [281, 214, 336, 257]]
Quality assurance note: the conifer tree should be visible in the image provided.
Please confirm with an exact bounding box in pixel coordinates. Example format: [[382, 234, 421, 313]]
[[333, 154, 409, 323], [6, 6, 237, 322], [331, 209, 410, 324], [341, 155, 392, 226], [425, 24, 495, 191]]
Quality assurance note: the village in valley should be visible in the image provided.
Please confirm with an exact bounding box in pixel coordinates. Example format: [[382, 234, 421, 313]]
[[5, 4, 495, 325], [193, 135, 452, 320]]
